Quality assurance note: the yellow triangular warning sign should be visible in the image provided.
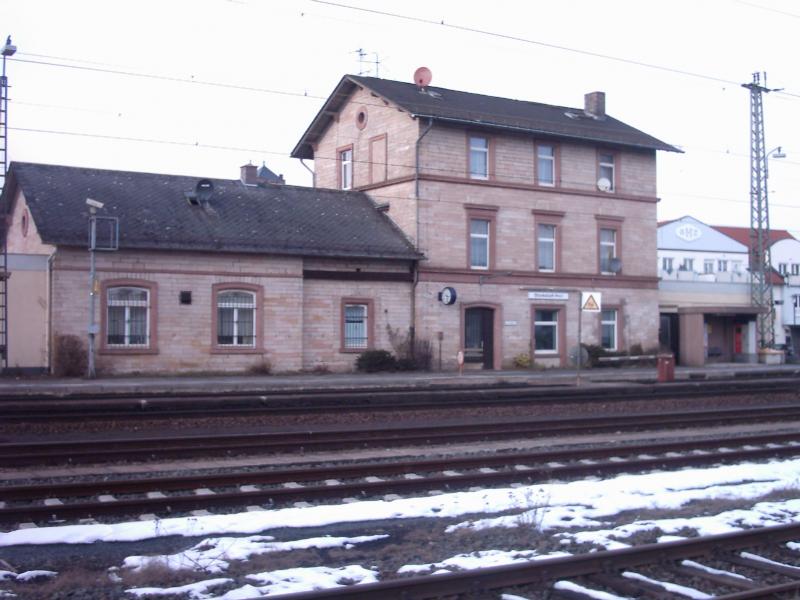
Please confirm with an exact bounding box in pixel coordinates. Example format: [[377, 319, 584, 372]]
[[582, 294, 599, 311]]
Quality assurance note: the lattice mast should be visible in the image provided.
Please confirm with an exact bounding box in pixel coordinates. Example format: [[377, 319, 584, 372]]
[[742, 72, 776, 349], [0, 35, 16, 370]]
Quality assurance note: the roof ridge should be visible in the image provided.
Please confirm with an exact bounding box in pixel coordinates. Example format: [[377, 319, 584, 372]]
[[348, 74, 587, 115]]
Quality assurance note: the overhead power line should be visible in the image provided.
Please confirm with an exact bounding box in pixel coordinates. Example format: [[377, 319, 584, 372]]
[[10, 125, 800, 212], [10, 56, 327, 101], [310, 0, 800, 101]]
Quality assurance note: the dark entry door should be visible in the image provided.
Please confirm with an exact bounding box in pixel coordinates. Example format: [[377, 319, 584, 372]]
[[465, 307, 494, 369], [658, 313, 679, 361]]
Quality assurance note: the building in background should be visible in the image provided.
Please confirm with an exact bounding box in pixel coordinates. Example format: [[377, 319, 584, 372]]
[[713, 224, 800, 359], [293, 74, 679, 369], [657, 215, 798, 366]]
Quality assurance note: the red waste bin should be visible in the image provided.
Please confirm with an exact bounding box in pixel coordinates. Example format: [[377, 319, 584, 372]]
[[657, 353, 675, 383]]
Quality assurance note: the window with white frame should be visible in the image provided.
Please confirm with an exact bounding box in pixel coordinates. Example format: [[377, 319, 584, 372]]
[[599, 228, 617, 273], [681, 258, 694, 271], [779, 263, 788, 275], [469, 136, 489, 179], [534, 309, 558, 353], [662, 257, 673, 272], [601, 309, 618, 351], [217, 290, 256, 346], [537, 144, 555, 186], [732, 261, 742, 272], [537, 223, 556, 271], [792, 264, 800, 276], [339, 148, 353, 190], [470, 218, 490, 269], [598, 152, 615, 192], [703, 260, 714, 274], [718, 259, 728, 272], [343, 303, 369, 350], [107, 287, 150, 347]]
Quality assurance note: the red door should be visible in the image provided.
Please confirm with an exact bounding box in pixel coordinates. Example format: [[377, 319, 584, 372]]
[[734, 325, 743, 354]]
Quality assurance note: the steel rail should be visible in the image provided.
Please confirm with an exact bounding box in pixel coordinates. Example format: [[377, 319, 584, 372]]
[[3, 431, 800, 524], [1, 370, 796, 402], [0, 376, 797, 421], [4, 429, 800, 502], [4, 403, 800, 466], [238, 522, 800, 599]]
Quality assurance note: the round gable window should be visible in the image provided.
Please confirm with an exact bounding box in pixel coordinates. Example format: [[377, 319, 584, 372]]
[[21, 208, 30, 237], [355, 106, 368, 130]]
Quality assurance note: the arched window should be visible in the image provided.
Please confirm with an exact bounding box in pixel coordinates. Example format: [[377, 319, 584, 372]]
[[107, 286, 150, 347], [217, 290, 256, 347]]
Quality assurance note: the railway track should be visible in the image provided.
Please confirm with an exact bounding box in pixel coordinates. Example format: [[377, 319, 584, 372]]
[[3, 429, 800, 526], [1, 375, 798, 421], [4, 402, 800, 466], [269, 522, 800, 599]]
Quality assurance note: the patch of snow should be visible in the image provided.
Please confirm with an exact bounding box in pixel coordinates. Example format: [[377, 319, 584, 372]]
[[553, 580, 628, 599], [398, 549, 539, 573], [740, 551, 800, 571], [3, 458, 800, 548], [214, 565, 378, 598], [623, 570, 711, 599], [123, 534, 386, 574], [559, 499, 800, 549], [13, 570, 57, 582], [681, 559, 751, 581], [126, 577, 232, 598], [398, 549, 571, 574]]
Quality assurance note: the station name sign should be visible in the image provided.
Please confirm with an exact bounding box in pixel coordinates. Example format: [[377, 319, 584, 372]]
[[528, 291, 569, 301]]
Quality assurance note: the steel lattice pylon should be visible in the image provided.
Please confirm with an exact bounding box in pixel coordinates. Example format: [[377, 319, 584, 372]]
[[742, 72, 776, 349], [0, 35, 14, 370]]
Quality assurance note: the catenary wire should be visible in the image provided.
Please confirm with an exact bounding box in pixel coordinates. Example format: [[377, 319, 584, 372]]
[[10, 125, 800, 213], [310, 0, 800, 103]]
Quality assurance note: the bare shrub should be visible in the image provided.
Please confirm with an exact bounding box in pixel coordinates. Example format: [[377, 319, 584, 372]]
[[387, 326, 433, 371], [247, 359, 272, 375], [53, 334, 88, 377]]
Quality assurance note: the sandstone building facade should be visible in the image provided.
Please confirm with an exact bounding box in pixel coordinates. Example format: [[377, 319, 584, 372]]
[[293, 75, 679, 369], [4, 74, 677, 374]]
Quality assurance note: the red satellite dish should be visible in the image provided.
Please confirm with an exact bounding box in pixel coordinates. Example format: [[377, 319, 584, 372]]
[[414, 67, 432, 88]]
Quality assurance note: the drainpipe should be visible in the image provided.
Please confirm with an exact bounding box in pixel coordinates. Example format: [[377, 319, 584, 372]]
[[300, 158, 315, 188], [411, 117, 434, 360]]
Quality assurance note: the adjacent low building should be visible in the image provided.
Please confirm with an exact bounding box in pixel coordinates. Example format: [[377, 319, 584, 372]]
[[3, 162, 419, 374]]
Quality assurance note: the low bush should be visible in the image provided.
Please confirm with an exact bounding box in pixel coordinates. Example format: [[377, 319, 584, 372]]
[[53, 334, 88, 377], [386, 326, 433, 371], [355, 349, 397, 372], [512, 353, 532, 369], [247, 359, 272, 375]]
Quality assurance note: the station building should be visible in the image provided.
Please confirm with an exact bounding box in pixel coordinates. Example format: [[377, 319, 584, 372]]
[[292, 74, 679, 370], [3, 74, 679, 374]]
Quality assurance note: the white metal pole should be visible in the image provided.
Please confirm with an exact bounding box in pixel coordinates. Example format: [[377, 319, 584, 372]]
[[87, 211, 96, 378]]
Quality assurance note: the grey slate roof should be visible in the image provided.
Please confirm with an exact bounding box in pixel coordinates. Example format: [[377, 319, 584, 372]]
[[4, 162, 420, 260], [292, 75, 680, 159]]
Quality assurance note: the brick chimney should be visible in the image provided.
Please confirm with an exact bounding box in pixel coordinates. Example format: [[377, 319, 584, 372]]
[[584, 91, 606, 119], [240, 163, 258, 185]]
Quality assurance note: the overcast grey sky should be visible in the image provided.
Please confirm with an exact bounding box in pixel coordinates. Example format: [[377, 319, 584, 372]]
[[2, 0, 799, 234]]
